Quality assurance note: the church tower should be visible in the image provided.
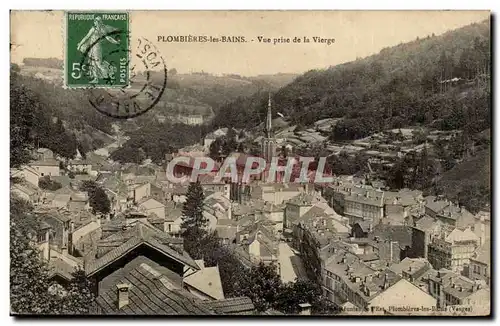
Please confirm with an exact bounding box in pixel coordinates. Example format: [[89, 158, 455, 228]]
[[261, 93, 277, 162]]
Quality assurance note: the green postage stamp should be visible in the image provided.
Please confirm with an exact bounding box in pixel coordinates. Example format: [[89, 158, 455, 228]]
[[65, 12, 129, 88]]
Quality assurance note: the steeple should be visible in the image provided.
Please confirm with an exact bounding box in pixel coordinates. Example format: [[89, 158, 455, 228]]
[[266, 92, 273, 138], [261, 92, 277, 164]]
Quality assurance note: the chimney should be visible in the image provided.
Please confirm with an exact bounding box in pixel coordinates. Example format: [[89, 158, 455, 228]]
[[116, 283, 130, 309], [298, 303, 311, 315]]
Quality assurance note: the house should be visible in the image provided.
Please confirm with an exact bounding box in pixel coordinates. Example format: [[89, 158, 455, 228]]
[[427, 227, 479, 272], [427, 268, 489, 314], [215, 219, 239, 245], [163, 203, 183, 236], [130, 182, 151, 203], [67, 159, 92, 174], [94, 263, 216, 315], [389, 257, 432, 291], [69, 210, 101, 254], [257, 183, 307, 205], [34, 208, 73, 259], [10, 165, 40, 187], [30, 159, 60, 177], [183, 260, 225, 300], [326, 182, 384, 225], [236, 221, 278, 265], [322, 249, 436, 314], [424, 196, 475, 228], [204, 192, 232, 221], [51, 194, 72, 209], [85, 221, 200, 296], [35, 148, 54, 161], [468, 240, 490, 285], [284, 192, 317, 229], [370, 224, 413, 261], [410, 215, 446, 259], [11, 182, 40, 203], [48, 257, 79, 285], [137, 197, 166, 219], [367, 278, 437, 315], [68, 191, 90, 212], [382, 189, 423, 225]]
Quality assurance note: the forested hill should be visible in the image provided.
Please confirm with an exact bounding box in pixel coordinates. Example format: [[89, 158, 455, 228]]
[[211, 20, 490, 136]]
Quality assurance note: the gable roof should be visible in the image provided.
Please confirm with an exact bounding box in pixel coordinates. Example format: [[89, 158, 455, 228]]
[[48, 258, 78, 281], [85, 222, 198, 276], [138, 197, 165, 210], [95, 263, 215, 315]]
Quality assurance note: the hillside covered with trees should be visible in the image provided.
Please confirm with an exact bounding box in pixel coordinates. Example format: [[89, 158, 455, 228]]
[[208, 20, 491, 213], [211, 20, 490, 136]]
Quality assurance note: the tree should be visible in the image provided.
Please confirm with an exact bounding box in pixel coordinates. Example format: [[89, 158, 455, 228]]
[[60, 269, 96, 314], [10, 71, 35, 168], [38, 176, 62, 191], [168, 68, 178, 76], [181, 182, 207, 258], [236, 262, 282, 312], [275, 279, 337, 315], [80, 181, 110, 215], [181, 181, 206, 230], [10, 197, 96, 314], [10, 198, 57, 314], [204, 246, 247, 297]]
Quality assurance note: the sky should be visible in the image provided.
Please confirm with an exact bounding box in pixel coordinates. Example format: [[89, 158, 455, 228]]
[[10, 10, 489, 76]]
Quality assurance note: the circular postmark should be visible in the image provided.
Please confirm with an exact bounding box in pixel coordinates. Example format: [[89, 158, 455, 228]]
[[82, 30, 167, 119]]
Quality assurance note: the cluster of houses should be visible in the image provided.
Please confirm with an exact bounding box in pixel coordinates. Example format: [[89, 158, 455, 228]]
[[289, 177, 491, 315], [10, 147, 283, 315], [10, 139, 491, 315]]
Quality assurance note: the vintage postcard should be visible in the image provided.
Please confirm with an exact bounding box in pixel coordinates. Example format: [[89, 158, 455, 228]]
[[10, 10, 491, 316]]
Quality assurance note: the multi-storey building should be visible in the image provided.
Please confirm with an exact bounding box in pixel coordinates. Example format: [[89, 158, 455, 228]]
[[427, 269, 489, 314], [427, 227, 479, 272]]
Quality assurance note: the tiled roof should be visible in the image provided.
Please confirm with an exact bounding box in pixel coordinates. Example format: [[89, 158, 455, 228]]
[[85, 222, 198, 276], [30, 159, 60, 167], [216, 225, 238, 240], [424, 196, 449, 213], [325, 249, 402, 302], [287, 192, 317, 206], [137, 197, 165, 210], [11, 183, 38, 196], [54, 185, 76, 195], [95, 263, 216, 315], [204, 297, 255, 315]]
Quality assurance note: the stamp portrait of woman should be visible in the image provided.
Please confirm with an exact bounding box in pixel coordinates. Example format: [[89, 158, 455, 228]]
[[77, 16, 121, 83]]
